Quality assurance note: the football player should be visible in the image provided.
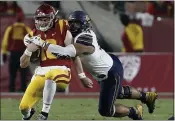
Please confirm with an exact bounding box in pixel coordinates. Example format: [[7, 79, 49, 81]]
[[19, 5, 92, 120], [28, 11, 158, 120]]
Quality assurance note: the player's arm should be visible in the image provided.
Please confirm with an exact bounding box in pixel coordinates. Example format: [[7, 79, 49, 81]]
[[64, 30, 95, 55], [20, 30, 37, 68], [46, 33, 95, 56], [64, 30, 93, 88], [20, 52, 31, 68], [28, 33, 95, 57], [64, 31, 86, 78], [20, 43, 38, 68]]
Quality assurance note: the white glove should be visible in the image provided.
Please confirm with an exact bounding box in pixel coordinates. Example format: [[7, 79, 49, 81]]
[[30, 36, 46, 47], [24, 34, 32, 46]]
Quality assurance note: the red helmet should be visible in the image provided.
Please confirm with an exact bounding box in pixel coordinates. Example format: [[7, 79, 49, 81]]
[[34, 4, 58, 31]]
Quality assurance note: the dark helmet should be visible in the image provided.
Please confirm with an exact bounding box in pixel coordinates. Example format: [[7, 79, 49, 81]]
[[68, 10, 91, 37]]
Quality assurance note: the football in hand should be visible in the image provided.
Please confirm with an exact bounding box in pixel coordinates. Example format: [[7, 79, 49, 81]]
[[30, 49, 40, 63]]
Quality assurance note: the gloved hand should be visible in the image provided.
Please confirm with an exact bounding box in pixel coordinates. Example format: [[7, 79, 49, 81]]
[[30, 36, 47, 47]]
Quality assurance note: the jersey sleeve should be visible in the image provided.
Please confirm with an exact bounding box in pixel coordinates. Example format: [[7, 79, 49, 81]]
[[74, 34, 94, 47]]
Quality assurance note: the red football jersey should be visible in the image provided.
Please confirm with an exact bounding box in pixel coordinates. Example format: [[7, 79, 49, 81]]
[[29, 19, 72, 68]]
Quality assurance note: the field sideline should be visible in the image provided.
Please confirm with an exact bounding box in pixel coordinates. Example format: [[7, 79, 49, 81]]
[[1, 92, 174, 120]]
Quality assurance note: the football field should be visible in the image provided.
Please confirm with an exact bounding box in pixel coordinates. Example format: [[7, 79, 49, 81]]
[[1, 93, 174, 120]]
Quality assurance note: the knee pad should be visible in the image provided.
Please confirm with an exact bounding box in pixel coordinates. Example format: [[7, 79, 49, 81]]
[[118, 85, 132, 99]]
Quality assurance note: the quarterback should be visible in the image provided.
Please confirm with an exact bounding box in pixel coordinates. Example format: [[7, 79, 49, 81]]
[[19, 5, 92, 120], [28, 11, 158, 120]]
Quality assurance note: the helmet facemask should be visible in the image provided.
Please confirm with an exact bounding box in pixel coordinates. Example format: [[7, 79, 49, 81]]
[[34, 14, 54, 32], [68, 19, 90, 37]]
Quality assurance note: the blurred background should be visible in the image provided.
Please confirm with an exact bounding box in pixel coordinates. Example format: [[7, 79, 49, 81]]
[[0, 1, 174, 119]]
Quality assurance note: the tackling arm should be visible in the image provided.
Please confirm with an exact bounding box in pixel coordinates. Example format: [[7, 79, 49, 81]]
[[47, 31, 95, 56], [46, 43, 94, 57], [29, 32, 95, 57], [64, 31, 89, 81], [63, 31, 93, 88], [63, 30, 86, 79]]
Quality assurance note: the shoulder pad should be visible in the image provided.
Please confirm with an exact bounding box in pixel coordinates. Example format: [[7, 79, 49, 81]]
[[75, 34, 93, 46]]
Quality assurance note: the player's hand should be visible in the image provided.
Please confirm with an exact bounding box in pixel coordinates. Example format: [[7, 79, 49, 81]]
[[27, 43, 39, 52], [80, 77, 93, 88], [30, 36, 46, 47], [24, 34, 32, 46]]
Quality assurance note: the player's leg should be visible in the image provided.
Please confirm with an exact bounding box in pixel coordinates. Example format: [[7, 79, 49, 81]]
[[118, 85, 158, 114], [38, 68, 71, 120], [19, 75, 45, 120], [110, 54, 157, 114], [38, 79, 56, 120], [98, 72, 143, 120]]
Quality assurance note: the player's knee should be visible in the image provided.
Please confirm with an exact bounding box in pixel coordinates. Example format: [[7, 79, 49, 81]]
[[98, 107, 115, 117], [98, 108, 108, 116], [117, 85, 132, 99]]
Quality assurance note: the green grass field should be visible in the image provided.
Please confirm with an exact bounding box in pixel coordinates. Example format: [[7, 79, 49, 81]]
[[1, 98, 174, 120]]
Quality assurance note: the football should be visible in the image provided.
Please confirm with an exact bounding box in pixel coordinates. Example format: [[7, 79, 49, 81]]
[[30, 49, 40, 63]]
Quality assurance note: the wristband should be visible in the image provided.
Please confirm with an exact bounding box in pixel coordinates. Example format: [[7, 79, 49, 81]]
[[24, 49, 32, 56], [78, 73, 86, 79]]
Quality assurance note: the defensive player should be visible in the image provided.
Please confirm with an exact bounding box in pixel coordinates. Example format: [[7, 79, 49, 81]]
[[19, 5, 92, 120], [28, 11, 158, 120]]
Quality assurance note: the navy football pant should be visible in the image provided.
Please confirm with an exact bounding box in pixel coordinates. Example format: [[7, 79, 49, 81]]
[[98, 54, 123, 116]]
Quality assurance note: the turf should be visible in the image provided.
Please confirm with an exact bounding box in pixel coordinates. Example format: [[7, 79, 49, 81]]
[[1, 98, 174, 120]]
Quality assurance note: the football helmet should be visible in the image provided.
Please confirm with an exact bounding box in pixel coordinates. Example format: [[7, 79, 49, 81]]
[[34, 4, 58, 31], [68, 10, 91, 37]]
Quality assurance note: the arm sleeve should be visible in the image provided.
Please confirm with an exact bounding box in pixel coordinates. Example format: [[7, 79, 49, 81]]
[[75, 34, 94, 47], [64, 30, 73, 45], [47, 44, 76, 57]]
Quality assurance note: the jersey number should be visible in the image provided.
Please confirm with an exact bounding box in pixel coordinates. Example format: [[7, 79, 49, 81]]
[[41, 39, 57, 61]]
